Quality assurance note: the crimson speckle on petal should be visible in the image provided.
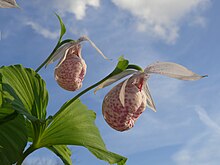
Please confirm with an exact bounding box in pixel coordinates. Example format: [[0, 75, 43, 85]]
[[102, 73, 147, 131], [54, 44, 87, 91]]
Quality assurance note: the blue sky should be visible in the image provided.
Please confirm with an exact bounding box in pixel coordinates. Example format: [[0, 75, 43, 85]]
[[0, 0, 219, 164]]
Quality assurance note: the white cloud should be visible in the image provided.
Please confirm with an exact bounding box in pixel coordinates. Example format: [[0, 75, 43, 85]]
[[189, 16, 207, 27], [52, 0, 100, 20], [173, 106, 220, 165], [111, 0, 210, 43], [25, 21, 59, 39]]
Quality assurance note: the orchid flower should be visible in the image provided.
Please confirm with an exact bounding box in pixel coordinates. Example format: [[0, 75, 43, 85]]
[[97, 62, 206, 131], [46, 36, 108, 91]]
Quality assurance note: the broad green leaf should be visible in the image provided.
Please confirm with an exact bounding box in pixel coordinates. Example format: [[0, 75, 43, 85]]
[[40, 99, 127, 165], [0, 115, 28, 165], [0, 108, 17, 124], [0, 73, 2, 106], [25, 119, 35, 143], [0, 0, 18, 8], [47, 145, 72, 165], [0, 73, 15, 122], [0, 65, 48, 121]]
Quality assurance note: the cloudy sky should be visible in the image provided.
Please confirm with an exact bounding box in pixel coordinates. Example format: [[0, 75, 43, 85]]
[[0, 0, 219, 164]]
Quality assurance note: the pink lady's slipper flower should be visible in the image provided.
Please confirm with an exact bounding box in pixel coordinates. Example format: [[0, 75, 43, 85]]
[[102, 73, 151, 131], [54, 44, 86, 91], [97, 62, 206, 131], [46, 36, 108, 91]]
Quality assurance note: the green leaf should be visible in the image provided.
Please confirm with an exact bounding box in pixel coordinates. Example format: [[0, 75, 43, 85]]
[[94, 56, 135, 93], [0, 65, 48, 121], [39, 99, 127, 165], [55, 13, 66, 43], [47, 145, 72, 165], [110, 56, 129, 76], [0, 73, 17, 123], [35, 14, 69, 72], [0, 115, 28, 165]]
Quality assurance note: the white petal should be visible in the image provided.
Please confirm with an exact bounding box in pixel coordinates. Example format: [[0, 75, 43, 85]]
[[144, 62, 206, 80], [94, 70, 137, 94], [45, 42, 75, 67], [119, 78, 129, 107], [143, 82, 156, 112], [54, 48, 69, 69], [77, 35, 109, 60], [0, 0, 18, 8]]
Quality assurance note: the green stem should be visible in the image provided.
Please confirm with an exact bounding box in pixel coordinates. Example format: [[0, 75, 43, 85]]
[[35, 43, 60, 72], [127, 64, 144, 72], [16, 145, 37, 165], [52, 63, 143, 119], [35, 39, 74, 73], [53, 73, 113, 118]]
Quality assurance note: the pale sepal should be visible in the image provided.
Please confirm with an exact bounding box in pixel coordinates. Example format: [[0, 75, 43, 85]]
[[45, 41, 75, 67], [94, 70, 137, 94], [77, 35, 109, 60], [119, 78, 129, 107], [145, 62, 206, 81], [0, 0, 18, 8], [54, 48, 69, 69], [143, 82, 156, 112]]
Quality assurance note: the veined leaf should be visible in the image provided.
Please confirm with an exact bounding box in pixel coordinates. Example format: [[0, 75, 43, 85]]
[[0, 115, 28, 165], [0, 0, 18, 8], [0, 73, 16, 123], [47, 145, 72, 165], [40, 99, 127, 165], [0, 65, 48, 121]]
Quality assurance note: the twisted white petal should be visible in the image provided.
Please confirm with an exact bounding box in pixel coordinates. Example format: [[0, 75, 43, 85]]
[[77, 35, 109, 60]]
